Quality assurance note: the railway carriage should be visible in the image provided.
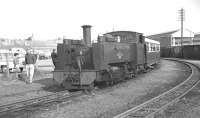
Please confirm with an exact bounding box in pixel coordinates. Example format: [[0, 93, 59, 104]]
[[53, 29, 160, 90], [145, 38, 160, 66]]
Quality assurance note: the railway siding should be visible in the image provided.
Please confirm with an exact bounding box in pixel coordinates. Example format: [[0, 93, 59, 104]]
[[114, 59, 200, 118], [152, 60, 200, 118]]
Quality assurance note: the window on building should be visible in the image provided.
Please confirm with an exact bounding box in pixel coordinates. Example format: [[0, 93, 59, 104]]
[[156, 44, 160, 51]]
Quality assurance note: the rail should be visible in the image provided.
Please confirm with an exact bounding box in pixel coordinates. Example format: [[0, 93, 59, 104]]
[[114, 58, 200, 118], [0, 90, 82, 116]]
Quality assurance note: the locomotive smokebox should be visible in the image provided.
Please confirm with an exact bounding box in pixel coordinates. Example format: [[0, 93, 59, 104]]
[[82, 25, 92, 46]]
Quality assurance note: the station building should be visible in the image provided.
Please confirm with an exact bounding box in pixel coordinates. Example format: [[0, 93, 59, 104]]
[[147, 29, 197, 48]]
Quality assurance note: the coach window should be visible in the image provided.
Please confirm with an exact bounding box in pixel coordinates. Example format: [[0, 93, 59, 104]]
[[156, 44, 160, 51], [150, 43, 152, 52], [153, 44, 156, 51], [150, 43, 153, 52], [153, 43, 156, 51], [117, 36, 120, 42], [146, 42, 149, 52], [156, 44, 158, 51], [155, 44, 157, 51], [122, 36, 127, 41], [152, 44, 154, 51]]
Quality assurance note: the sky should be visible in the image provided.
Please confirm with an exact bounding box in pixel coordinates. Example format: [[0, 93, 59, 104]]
[[0, 0, 199, 41]]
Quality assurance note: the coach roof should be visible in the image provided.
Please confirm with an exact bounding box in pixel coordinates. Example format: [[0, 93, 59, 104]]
[[145, 38, 160, 44]]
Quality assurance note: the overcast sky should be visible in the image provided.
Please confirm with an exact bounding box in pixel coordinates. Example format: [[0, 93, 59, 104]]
[[0, 0, 199, 40]]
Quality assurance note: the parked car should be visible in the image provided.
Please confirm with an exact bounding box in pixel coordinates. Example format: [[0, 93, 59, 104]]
[[0, 49, 25, 73], [0, 50, 15, 72]]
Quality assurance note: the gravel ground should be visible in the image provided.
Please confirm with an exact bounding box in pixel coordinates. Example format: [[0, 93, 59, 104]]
[[153, 60, 200, 118], [26, 59, 191, 118], [0, 59, 63, 105]]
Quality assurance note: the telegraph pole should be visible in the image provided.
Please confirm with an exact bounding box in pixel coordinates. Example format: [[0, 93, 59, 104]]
[[178, 8, 185, 57]]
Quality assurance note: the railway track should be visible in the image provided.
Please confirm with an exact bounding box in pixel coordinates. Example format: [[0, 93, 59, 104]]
[[0, 90, 82, 116], [0, 59, 197, 118], [114, 59, 200, 118]]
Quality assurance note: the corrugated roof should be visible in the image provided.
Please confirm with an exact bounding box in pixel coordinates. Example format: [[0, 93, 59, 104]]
[[147, 30, 179, 39]]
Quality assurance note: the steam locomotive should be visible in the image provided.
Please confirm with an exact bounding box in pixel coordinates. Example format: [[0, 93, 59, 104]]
[[53, 25, 160, 90]]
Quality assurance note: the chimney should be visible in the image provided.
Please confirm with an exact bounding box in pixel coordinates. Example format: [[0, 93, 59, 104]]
[[82, 25, 92, 46]]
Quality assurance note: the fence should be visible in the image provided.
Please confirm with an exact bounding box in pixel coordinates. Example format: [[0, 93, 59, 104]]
[[161, 45, 200, 60]]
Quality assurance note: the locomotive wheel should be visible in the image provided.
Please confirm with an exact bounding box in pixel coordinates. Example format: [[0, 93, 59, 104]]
[[88, 82, 94, 91], [143, 69, 147, 73], [105, 81, 114, 86], [131, 74, 136, 78], [110, 81, 114, 85], [60, 81, 73, 89], [83, 82, 94, 94], [60, 83, 66, 88], [105, 81, 110, 86]]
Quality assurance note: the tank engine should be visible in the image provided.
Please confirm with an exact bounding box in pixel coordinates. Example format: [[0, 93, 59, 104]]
[[53, 26, 160, 90]]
